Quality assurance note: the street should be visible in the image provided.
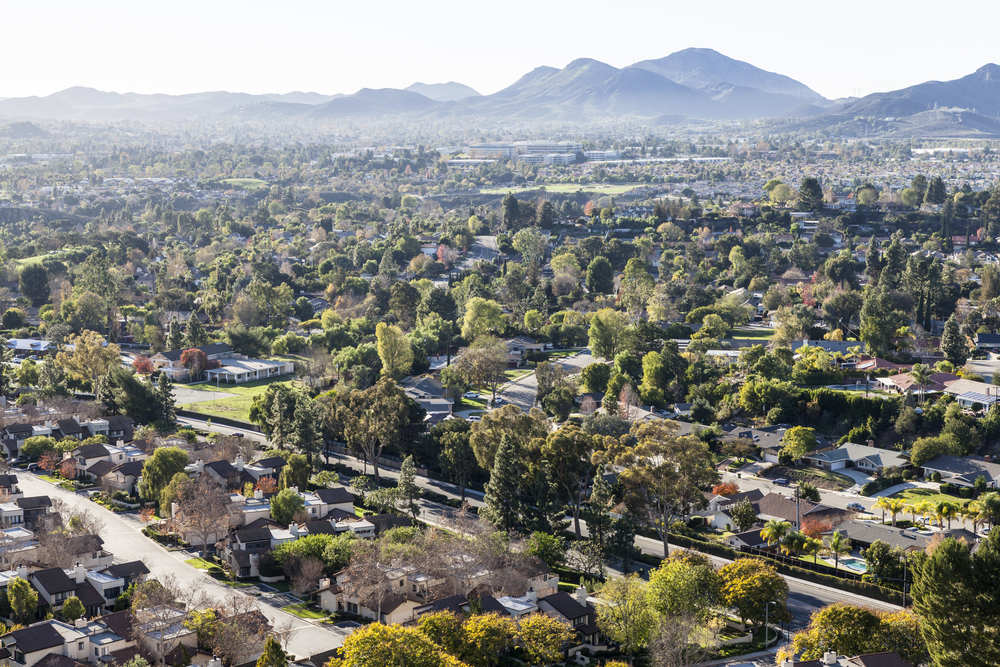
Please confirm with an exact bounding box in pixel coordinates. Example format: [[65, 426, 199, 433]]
[[16, 473, 344, 659], [498, 349, 596, 410]]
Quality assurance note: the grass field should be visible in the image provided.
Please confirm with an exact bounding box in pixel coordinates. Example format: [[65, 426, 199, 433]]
[[731, 328, 775, 339], [219, 177, 268, 190], [282, 603, 326, 620], [503, 368, 533, 381], [890, 487, 971, 508], [479, 183, 641, 196], [185, 557, 218, 570], [176, 378, 298, 422]]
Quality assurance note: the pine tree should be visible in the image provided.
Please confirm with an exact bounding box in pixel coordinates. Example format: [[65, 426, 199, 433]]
[[797, 177, 824, 211], [166, 320, 183, 351], [255, 636, 288, 667], [502, 193, 520, 230], [585, 467, 615, 573], [97, 370, 118, 414], [397, 455, 420, 521], [865, 237, 883, 283], [878, 236, 907, 290], [156, 373, 175, 424], [940, 315, 969, 366], [482, 435, 522, 533], [184, 314, 207, 348], [924, 176, 947, 204]]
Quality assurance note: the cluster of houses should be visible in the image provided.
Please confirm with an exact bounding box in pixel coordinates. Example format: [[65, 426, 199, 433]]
[[149, 343, 293, 385]]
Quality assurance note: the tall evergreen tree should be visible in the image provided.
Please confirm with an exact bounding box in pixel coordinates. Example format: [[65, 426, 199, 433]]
[[482, 435, 522, 533], [878, 236, 907, 290], [501, 193, 520, 231], [156, 372, 176, 424], [797, 177, 824, 211], [940, 315, 969, 366], [166, 320, 184, 351], [865, 237, 883, 283], [183, 314, 207, 348], [924, 176, 947, 204]]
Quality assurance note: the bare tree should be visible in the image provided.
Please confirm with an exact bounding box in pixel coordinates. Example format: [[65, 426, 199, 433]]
[[649, 615, 722, 667], [173, 476, 232, 554], [289, 556, 325, 595], [211, 594, 272, 665]]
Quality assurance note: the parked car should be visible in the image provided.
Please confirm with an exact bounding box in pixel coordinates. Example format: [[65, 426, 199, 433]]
[[773, 478, 789, 486], [463, 392, 479, 400], [26, 463, 39, 472], [847, 502, 866, 512], [467, 415, 482, 422]]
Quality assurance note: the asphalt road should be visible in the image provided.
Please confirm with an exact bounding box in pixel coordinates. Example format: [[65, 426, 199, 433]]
[[16, 472, 344, 659], [499, 349, 596, 410]]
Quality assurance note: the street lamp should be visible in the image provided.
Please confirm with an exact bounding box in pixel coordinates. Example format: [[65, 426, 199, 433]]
[[764, 600, 776, 646]]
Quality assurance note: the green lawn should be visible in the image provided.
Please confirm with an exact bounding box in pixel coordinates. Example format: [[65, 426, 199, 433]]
[[731, 328, 775, 340], [220, 177, 268, 189], [457, 397, 488, 410], [504, 368, 533, 381], [545, 350, 577, 360], [891, 487, 971, 508], [283, 603, 326, 620], [176, 378, 299, 422], [479, 183, 641, 196], [37, 474, 61, 484], [185, 557, 218, 570]]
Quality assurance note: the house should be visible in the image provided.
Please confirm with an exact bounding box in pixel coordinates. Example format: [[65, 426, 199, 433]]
[[401, 376, 454, 423], [975, 333, 1000, 351], [131, 605, 197, 663], [203, 459, 253, 491], [505, 337, 546, 367], [726, 528, 767, 549], [2, 622, 85, 667], [61, 535, 112, 569], [203, 357, 295, 385], [0, 503, 24, 528], [101, 461, 144, 497], [710, 492, 848, 531], [875, 371, 959, 396], [15, 497, 52, 530], [150, 343, 235, 381], [6, 339, 53, 358], [829, 521, 930, 553], [28, 566, 106, 616], [804, 443, 908, 474], [538, 588, 601, 650], [0, 476, 21, 500], [100, 561, 149, 589], [921, 455, 1000, 488]]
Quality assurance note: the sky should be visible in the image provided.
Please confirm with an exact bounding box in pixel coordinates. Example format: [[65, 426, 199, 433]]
[[2, 0, 999, 101]]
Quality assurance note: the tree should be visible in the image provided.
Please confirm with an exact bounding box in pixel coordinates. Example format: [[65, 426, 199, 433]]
[[541, 425, 596, 537], [940, 314, 969, 367], [823, 530, 851, 570], [619, 258, 654, 318], [596, 575, 658, 657], [525, 532, 566, 569], [609, 421, 719, 556], [167, 320, 184, 350], [779, 427, 818, 462], [798, 177, 824, 211], [761, 519, 792, 547], [588, 308, 630, 360], [8, 577, 37, 623], [180, 348, 208, 379], [338, 378, 412, 482], [787, 604, 927, 665], [397, 455, 420, 521], [447, 338, 508, 404], [482, 436, 522, 533], [910, 363, 932, 404], [911, 529, 1000, 666], [375, 322, 413, 379], [417, 611, 465, 657], [255, 636, 288, 667], [730, 498, 758, 532], [859, 286, 909, 357], [331, 622, 464, 667], [461, 613, 515, 667], [516, 614, 573, 666], [646, 553, 720, 620], [718, 559, 789, 627], [439, 430, 476, 502], [138, 447, 190, 504], [184, 315, 207, 348], [501, 193, 520, 230], [580, 362, 611, 393], [924, 176, 946, 204], [61, 596, 86, 622], [270, 488, 305, 526], [461, 297, 505, 340], [55, 331, 122, 388], [19, 264, 49, 307], [586, 256, 614, 294], [156, 372, 175, 425], [173, 475, 231, 553], [512, 228, 548, 268], [279, 453, 310, 490]]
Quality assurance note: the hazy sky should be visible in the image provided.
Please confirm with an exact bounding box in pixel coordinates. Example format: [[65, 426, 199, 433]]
[[3, 0, 998, 100]]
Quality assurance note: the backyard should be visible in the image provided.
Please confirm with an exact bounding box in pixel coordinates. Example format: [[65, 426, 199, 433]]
[[890, 487, 971, 509]]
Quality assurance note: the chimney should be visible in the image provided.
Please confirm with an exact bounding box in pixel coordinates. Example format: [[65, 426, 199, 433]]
[[822, 652, 839, 665], [234, 455, 244, 471], [74, 562, 85, 584], [16, 564, 27, 579], [207, 658, 223, 667], [319, 577, 331, 590], [254, 489, 263, 500], [574, 586, 588, 606], [525, 590, 537, 603], [290, 524, 300, 537]]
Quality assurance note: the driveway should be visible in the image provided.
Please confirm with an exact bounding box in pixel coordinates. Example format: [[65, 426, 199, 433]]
[[17, 473, 342, 658], [498, 350, 595, 411]]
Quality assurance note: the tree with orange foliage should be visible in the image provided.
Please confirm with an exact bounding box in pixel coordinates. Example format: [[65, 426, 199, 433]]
[[59, 459, 77, 480], [38, 451, 60, 472], [801, 517, 832, 539], [180, 348, 208, 378], [255, 476, 278, 495], [712, 482, 739, 497], [133, 356, 154, 374]]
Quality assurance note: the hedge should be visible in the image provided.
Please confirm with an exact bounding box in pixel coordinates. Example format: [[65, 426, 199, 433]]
[[860, 476, 904, 497]]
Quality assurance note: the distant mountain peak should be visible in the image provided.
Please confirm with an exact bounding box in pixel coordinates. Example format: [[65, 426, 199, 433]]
[[974, 63, 1000, 79], [405, 81, 480, 102]]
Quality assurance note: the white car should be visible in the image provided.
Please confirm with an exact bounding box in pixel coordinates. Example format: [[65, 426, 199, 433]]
[[463, 392, 479, 399]]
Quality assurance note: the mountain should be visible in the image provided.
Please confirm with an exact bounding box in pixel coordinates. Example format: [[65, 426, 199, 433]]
[[466, 57, 716, 119], [405, 82, 480, 101], [631, 48, 825, 102], [839, 64, 1000, 117], [308, 88, 439, 117]]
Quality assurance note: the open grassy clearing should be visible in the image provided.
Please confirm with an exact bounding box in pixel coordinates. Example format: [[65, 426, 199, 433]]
[[730, 328, 775, 339], [890, 487, 971, 508], [479, 183, 641, 195], [176, 378, 299, 422]]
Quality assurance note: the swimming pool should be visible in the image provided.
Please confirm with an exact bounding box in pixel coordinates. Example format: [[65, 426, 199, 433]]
[[839, 557, 868, 573]]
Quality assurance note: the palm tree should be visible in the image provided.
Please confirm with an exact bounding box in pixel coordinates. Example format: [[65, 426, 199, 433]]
[[910, 363, 931, 404], [884, 498, 906, 526], [804, 536, 823, 564], [916, 500, 936, 526], [780, 531, 808, 558], [965, 501, 983, 534], [905, 502, 919, 525], [824, 530, 851, 571], [979, 492, 1000, 530], [761, 519, 792, 548], [936, 501, 958, 529], [875, 497, 890, 524]]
